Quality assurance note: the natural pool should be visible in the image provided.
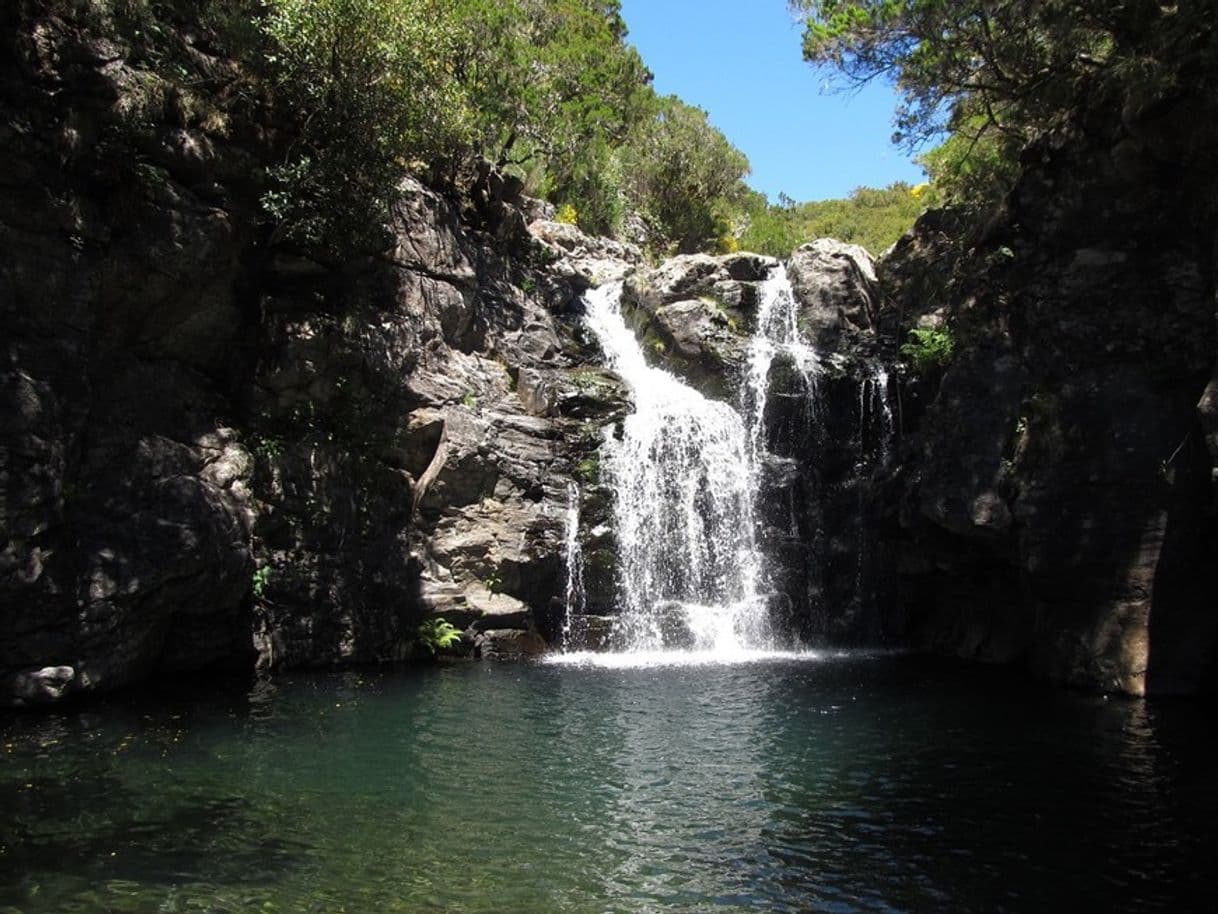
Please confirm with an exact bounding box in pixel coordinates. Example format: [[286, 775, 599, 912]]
[[1, 653, 1213, 913]]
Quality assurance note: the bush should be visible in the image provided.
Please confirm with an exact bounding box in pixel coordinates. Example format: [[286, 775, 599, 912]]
[[258, 0, 470, 254], [737, 182, 933, 258], [623, 95, 750, 253], [900, 327, 955, 373]]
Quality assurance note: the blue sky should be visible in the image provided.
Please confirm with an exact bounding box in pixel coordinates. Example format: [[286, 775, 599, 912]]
[[618, 0, 927, 203]]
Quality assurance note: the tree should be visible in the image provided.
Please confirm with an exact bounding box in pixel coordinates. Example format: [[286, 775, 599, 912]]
[[790, 1, 1217, 205], [623, 95, 751, 253], [259, 0, 469, 252], [451, 0, 650, 170], [738, 182, 932, 257]]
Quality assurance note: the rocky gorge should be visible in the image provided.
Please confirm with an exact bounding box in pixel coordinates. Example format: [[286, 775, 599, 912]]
[[3, 4, 1217, 706]]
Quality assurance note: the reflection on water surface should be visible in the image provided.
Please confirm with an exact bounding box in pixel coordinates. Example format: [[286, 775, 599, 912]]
[[1, 655, 1213, 913]]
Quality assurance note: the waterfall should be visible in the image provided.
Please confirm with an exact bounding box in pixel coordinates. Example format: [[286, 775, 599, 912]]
[[742, 266, 820, 463], [562, 482, 585, 648], [874, 366, 895, 464], [581, 282, 770, 653], [852, 364, 897, 628], [574, 268, 824, 657], [857, 364, 896, 467]]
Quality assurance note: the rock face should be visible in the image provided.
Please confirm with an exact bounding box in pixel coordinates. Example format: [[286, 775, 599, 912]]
[[0, 7, 631, 703], [619, 252, 776, 400], [3, 5, 1216, 704], [879, 109, 1218, 695], [761, 243, 903, 646], [245, 178, 631, 673], [786, 239, 880, 348], [1, 10, 262, 702]]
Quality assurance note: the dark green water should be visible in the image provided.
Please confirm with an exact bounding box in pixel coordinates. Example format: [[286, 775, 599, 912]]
[[1, 653, 1213, 913]]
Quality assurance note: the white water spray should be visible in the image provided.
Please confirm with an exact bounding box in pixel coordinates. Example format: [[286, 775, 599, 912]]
[[580, 282, 770, 653], [572, 268, 825, 658], [742, 266, 821, 463], [562, 482, 585, 647], [873, 365, 895, 465]]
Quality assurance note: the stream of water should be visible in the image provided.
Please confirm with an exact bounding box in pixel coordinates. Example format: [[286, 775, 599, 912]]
[[581, 282, 771, 653], [577, 270, 819, 656]]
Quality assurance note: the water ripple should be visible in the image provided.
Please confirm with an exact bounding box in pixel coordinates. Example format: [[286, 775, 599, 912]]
[[0, 657, 1213, 913]]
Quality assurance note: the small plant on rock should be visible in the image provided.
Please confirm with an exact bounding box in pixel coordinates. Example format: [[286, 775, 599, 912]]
[[576, 456, 599, 484], [900, 327, 955, 373], [251, 565, 272, 600], [414, 618, 463, 656]]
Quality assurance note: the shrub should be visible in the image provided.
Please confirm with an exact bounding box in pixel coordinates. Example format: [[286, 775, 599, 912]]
[[258, 0, 470, 254], [900, 327, 955, 373]]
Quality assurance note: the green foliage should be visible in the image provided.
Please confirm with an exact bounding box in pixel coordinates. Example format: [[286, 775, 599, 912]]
[[623, 95, 751, 253], [738, 182, 933, 257], [900, 327, 955, 373], [484, 570, 504, 594], [916, 117, 1021, 208], [259, 0, 469, 254], [252, 432, 284, 461], [251, 565, 272, 599], [414, 618, 463, 655], [791, 0, 1218, 208], [451, 1, 649, 172], [576, 455, 599, 483], [73, 0, 755, 255]]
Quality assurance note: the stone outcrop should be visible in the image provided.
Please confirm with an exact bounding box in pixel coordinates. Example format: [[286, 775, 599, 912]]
[[879, 107, 1218, 696], [619, 252, 776, 400], [787, 239, 881, 349], [529, 219, 642, 288], [0, 7, 632, 703]]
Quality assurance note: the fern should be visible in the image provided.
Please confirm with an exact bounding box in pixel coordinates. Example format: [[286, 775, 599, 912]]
[[415, 618, 463, 655]]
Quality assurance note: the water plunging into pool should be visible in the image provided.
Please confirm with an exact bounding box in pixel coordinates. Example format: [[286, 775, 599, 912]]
[[562, 270, 820, 665]]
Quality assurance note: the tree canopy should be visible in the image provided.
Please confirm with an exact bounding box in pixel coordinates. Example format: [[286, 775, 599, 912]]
[[253, 0, 750, 254], [791, 1, 1218, 205], [738, 182, 934, 257]]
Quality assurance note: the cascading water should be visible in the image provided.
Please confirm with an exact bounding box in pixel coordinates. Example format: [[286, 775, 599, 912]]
[[581, 282, 770, 653], [859, 364, 896, 468], [562, 482, 585, 647], [851, 363, 899, 629], [573, 268, 822, 658], [742, 266, 821, 462]]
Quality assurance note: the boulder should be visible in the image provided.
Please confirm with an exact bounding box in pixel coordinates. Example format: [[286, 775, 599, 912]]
[[787, 239, 880, 348], [619, 252, 778, 400], [476, 629, 548, 661], [528, 219, 642, 287]]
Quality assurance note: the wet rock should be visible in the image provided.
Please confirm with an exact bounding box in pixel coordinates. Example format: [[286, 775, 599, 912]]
[[476, 629, 547, 661], [618, 252, 778, 400], [4, 666, 76, 705]]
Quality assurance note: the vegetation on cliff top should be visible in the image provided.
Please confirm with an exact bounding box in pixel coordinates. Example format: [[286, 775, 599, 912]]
[[738, 181, 934, 257], [254, 0, 756, 255], [792, 0, 1218, 208], [48, 0, 939, 257]]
